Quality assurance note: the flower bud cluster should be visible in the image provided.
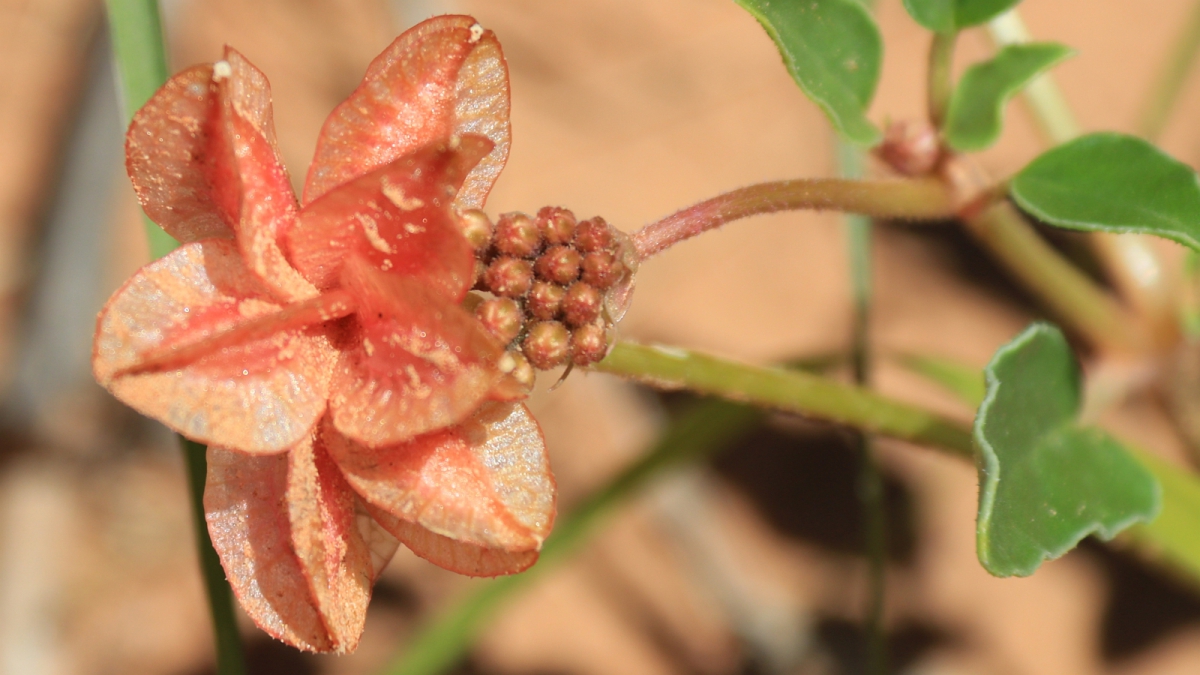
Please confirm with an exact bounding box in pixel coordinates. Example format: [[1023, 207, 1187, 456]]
[[460, 206, 635, 386]]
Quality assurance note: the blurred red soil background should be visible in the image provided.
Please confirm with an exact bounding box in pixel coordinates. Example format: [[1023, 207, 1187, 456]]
[[3, 1, 1200, 674]]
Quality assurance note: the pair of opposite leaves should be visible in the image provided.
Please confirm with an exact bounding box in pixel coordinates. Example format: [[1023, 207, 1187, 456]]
[[94, 16, 555, 653]]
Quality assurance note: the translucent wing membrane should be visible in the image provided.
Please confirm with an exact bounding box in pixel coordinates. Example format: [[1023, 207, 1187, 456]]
[[302, 15, 511, 206], [329, 257, 504, 446], [327, 402, 554, 555], [205, 445, 338, 652], [93, 241, 335, 452], [368, 507, 539, 577], [125, 65, 235, 243], [287, 138, 488, 298]]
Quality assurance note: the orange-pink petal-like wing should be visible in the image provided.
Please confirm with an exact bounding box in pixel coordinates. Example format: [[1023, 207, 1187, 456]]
[[288, 138, 487, 298], [328, 257, 504, 447], [93, 240, 335, 453], [367, 506, 539, 577], [328, 401, 555, 555], [125, 64, 236, 243], [301, 15, 510, 208], [205, 445, 336, 652], [218, 48, 316, 303], [285, 433, 375, 652]]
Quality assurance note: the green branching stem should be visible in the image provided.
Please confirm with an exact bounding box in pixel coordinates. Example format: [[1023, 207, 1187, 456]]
[[963, 200, 1149, 354], [987, 10, 1174, 342], [927, 31, 958, 128], [106, 2, 246, 672], [595, 342, 975, 455], [1138, 0, 1200, 142], [632, 178, 957, 260]]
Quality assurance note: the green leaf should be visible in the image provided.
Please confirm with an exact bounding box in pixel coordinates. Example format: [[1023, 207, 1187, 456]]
[[1126, 447, 1200, 589], [944, 43, 1074, 152], [975, 323, 1161, 577], [903, 0, 1023, 32], [895, 353, 986, 407], [736, 0, 882, 145], [1011, 132, 1200, 250]]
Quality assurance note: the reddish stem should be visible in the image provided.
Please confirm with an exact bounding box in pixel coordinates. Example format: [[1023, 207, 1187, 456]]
[[632, 178, 956, 260]]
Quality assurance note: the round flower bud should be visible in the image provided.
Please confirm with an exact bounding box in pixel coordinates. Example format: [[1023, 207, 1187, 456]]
[[879, 120, 940, 177], [498, 350, 536, 391], [475, 297, 523, 344], [581, 250, 624, 289], [574, 216, 613, 253], [537, 206, 576, 245], [523, 321, 570, 370], [535, 245, 582, 285], [494, 212, 541, 257], [528, 281, 566, 320], [458, 209, 493, 250], [561, 282, 601, 327], [570, 324, 608, 366], [484, 257, 534, 298]]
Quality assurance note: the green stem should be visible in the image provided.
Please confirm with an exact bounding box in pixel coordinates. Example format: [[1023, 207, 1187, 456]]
[[184, 440, 248, 675], [927, 31, 958, 128], [632, 178, 956, 260], [839, 143, 887, 675], [963, 201, 1149, 353], [105, 0, 177, 259], [385, 399, 764, 675], [1138, 0, 1200, 142], [594, 342, 975, 456], [106, 2, 245, 672], [987, 10, 1173, 335]]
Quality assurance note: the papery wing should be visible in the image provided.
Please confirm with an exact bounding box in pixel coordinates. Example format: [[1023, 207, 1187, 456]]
[[125, 64, 235, 243], [219, 48, 316, 303], [285, 433, 374, 652], [93, 240, 334, 453], [367, 506, 539, 577], [328, 257, 503, 447], [288, 138, 486, 298], [326, 402, 555, 553], [205, 445, 335, 652], [302, 15, 511, 208]]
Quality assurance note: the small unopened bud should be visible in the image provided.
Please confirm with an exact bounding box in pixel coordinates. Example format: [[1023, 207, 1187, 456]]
[[581, 250, 624, 289], [494, 212, 541, 257], [523, 321, 570, 369], [535, 245, 582, 285], [879, 120, 940, 177], [528, 281, 566, 320], [484, 257, 533, 297], [574, 216, 613, 253], [536, 206, 576, 245], [561, 282, 602, 327], [475, 297, 523, 344], [458, 209, 494, 250], [472, 259, 486, 288], [571, 324, 608, 366]]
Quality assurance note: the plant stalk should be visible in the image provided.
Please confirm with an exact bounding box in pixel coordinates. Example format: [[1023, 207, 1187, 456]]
[[962, 200, 1149, 353], [106, 2, 246, 672], [1137, 0, 1200, 142], [927, 31, 958, 128], [987, 9, 1175, 342], [632, 178, 956, 260], [594, 342, 975, 456]]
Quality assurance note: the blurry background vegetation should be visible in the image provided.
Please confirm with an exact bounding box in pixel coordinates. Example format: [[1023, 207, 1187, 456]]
[[5, 1, 1200, 674]]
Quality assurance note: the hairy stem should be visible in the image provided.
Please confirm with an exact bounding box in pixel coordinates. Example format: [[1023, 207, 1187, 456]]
[[594, 342, 975, 455], [927, 31, 958, 127], [633, 178, 956, 260], [962, 200, 1149, 353], [106, 2, 246, 672]]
